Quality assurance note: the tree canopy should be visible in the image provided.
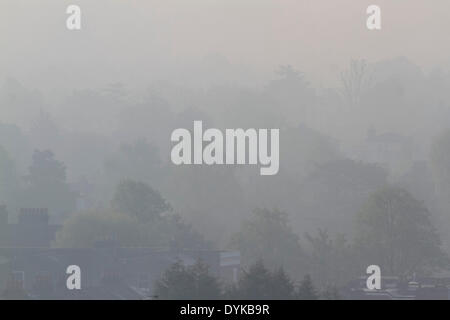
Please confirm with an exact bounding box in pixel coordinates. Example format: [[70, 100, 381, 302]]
[[356, 186, 447, 275], [112, 179, 171, 222]]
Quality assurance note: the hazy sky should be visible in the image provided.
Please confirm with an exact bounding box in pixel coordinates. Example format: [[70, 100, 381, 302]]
[[1, 0, 450, 90]]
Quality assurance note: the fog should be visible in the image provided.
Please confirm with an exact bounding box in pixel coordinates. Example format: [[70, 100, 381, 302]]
[[2, 0, 450, 90], [1, 0, 450, 299]]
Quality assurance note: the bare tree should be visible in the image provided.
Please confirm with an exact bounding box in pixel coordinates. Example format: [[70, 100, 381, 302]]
[[339, 59, 373, 108]]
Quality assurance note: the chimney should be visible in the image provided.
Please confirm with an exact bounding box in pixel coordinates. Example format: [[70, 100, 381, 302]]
[[18, 208, 49, 225]]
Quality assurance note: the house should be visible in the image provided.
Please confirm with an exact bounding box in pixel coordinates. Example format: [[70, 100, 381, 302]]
[[0, 207, 61, 248], [0, 247, 240, 299], [0, 206, 241, 299]]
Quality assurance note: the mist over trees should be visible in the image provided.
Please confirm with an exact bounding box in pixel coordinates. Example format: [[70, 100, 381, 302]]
[[1, 55, 450, 297], [155, 259, 331, 300]]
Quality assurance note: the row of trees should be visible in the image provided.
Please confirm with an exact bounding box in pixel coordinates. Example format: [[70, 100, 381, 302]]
[[53, 178, 447, 289], [1, 136, 448, 296], [231, 188, 448, 288], [0, 149, 442, 291], [154, 260, 334, 300], [82, 178, 447, 299]]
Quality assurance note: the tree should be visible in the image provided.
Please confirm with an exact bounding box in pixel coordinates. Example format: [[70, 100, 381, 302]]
[[55, 209, 207, 250], [147, 214, 209, 250], [190, 261, 222, 299], [430, 130, 450, 245], [430, 130, 450, 190], [112, 179, 171, 222], [321, 284, 341, 300], [20, 150, 76, 220], [154, 261, 195, 299], [54, 210, 142, 248], [28, 150, 65, 185], [356, 186, 447, 275], [231, 208, 306, 281], [305, 229, 357, 288], [227, 261, 295, 300], [29, 110, 60, 151], [339, 59, 372, 108], [154, 260, 221, 299], [230, 260, 272, 300], [431, 130, 450, 209], [0, 122, 31, 172], [270, 267, 296, 300], [296, 274, 318, 300], [266, 65, 315, 122]]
